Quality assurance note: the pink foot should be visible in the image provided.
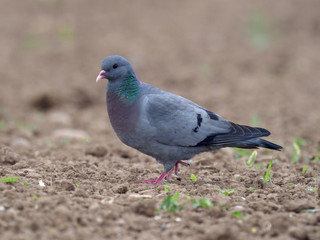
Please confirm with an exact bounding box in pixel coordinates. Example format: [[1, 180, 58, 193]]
[[140, 169, 174, 185], [174, 160, 190, 175]]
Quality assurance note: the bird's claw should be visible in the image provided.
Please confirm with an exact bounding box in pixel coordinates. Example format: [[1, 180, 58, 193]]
[[174, 160, 190, 175]]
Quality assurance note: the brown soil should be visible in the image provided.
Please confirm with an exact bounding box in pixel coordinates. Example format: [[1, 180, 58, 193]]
[[1, 0, 320, 239]]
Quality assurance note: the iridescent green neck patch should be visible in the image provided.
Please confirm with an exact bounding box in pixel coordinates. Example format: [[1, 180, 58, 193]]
[[116, 72, 140, 104]]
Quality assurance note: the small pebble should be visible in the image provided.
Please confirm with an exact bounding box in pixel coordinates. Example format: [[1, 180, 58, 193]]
[[52, 128, 89, 140], [10, 138, 30, 149]]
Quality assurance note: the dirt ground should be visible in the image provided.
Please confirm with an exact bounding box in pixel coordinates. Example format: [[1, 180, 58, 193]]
[[1, 0, 320, 239]]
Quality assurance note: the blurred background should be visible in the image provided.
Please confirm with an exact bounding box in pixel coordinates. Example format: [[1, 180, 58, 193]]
[[1, 0, 320, 147]]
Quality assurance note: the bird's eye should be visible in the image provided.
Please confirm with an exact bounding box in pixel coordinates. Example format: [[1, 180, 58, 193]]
[[113, 64, 118, 69]]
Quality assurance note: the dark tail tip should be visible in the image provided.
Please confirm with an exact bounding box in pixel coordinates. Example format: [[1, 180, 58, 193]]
[[259, 139, 283, 151]]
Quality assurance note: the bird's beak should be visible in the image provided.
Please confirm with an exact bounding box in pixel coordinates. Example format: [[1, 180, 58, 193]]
[[96, 70, 107, 82]]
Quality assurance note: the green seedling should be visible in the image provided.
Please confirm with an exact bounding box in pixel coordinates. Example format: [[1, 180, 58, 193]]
[[190, 174, 197, 182], [45, 138, 56, 148], [301, 209, 320, 213], [216, 188, 235, 195], [233, 148, 252, 159], [158, 192, 183, 212], [23, 182, 29, 186], [249, 187, 254, 192], [287, 183, 293, 187], [164, 187, 169, 193], [263, 158, 273, 183], [191, 197, 213, 209], [302, 166, 309, 174], [218, 202, 228, 211], [231, 211, 244, 219], [247, 150, 258, 168], [295, 138, 307, 147], [251, 114, 260, 127], [0, 177, 19, 183], [291, 142, 301, 162], [307, 187, 318, 194], [291, 138, 306, 163], [32, 195, 39, 200], [0, 120, 4, 129], [75, 184, 80, 188], [312, 148, 320, 163]]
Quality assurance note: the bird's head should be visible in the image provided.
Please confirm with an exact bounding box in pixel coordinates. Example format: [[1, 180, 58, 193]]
[[96, 55, 133, 82]]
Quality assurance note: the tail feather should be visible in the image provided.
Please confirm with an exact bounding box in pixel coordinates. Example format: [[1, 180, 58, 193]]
[[230, 138, 283, 151]]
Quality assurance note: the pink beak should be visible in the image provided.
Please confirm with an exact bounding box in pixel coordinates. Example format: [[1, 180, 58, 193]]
[[96, 70, 107, 82]]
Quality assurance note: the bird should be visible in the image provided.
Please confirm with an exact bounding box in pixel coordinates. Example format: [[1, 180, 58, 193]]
[[96, 55, 282, 185]]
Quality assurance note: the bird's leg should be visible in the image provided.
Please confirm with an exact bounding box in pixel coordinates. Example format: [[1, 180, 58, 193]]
[[140, 161, 190, 184], [140, 169, 174, 185], [174, 160, 190, 175], [166, 168, 173, 181]]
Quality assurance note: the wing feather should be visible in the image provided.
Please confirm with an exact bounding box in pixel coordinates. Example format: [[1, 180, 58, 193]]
[[141, 92, 270, 148]]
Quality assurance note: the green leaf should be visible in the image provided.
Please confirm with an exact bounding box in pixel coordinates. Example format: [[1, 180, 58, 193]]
[[218, 203, 228, 211], [302, 166, 309, 174], [263, 158, 273, 183], [0, 120, 4, 129], [313, 156, 319, 163], [164, 187, 169, 193], [191, 197, 213, 209], [307, 187, 318, 193], [190, 174, 197, 182], [295, 138, 306, 147], [158, 192, 183, 212], [0, 177, 19, 183], [32, 195, 39, 200], [216, 188, 235, 195], [249, 187, 254, 192], [291, 142, 301, 163], [231, 211, 243, 219], [300, 209, 320, 213]]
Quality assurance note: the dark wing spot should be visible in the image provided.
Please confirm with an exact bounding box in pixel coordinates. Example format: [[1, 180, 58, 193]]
[[197, 114, 202, 127], [193, 114, 202, 133], [205, 110, 219, 120]]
